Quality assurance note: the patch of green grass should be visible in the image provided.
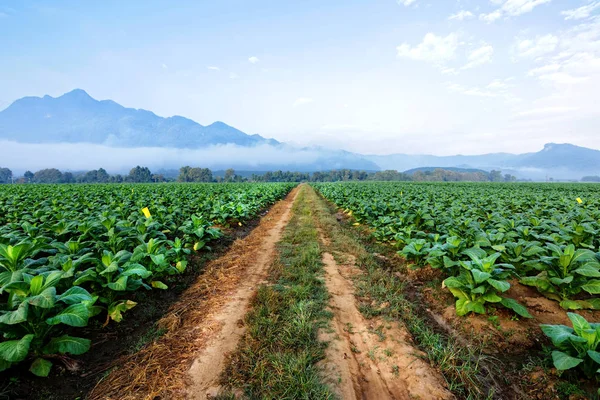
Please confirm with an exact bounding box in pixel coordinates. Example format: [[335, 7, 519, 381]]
[[220, 186, 334, 399], [556, 381, 587, 399], [308, 186, 496, 400]]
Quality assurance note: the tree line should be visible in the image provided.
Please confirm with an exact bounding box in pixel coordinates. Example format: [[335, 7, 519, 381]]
[[0, 165, 522, 184]]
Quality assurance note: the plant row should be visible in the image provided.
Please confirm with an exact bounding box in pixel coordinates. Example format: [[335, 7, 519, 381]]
[[0, 183, 295, 376], [312, 181, 600, 378]]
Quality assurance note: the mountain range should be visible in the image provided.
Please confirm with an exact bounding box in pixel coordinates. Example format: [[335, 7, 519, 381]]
[[0, 89, 599, 180]]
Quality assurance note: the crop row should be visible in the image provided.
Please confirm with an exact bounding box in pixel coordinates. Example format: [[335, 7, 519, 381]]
[[312, 181, 600, 377], [0, 182, 295, 376]]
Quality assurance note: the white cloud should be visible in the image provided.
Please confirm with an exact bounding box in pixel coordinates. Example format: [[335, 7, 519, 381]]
[[515, 106, 579, 117], [293, 97, 314, 107], [515, 34, 558, 58], [229, 72, 239, 79], [396, 33, 459, 64], [207, 66, 220, 71], [528, 63, 561, 75], [462, 44, 494, 69], [446, 78, 518, 101], [480, 0, 551, 23], [397, 0, 418, 6], [161, 63, 168, 70], [248, 56, 259, 64], [562, 2, 600, 20], [448, 10, 474, 20], [538, 72, 590, 84], [441, 67, 458, 75], [480, 10, 503, 22], [320, 124, 358, 131]]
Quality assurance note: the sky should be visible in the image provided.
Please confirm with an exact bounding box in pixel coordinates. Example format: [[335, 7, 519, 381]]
[[1, 0, 600, 156]]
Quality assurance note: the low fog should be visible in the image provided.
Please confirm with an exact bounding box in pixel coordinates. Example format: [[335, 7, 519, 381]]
[[0, 141, 329, 175]]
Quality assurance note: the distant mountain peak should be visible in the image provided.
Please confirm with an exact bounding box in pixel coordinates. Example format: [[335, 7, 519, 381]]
[[61, 89, 94, 100], [0, 89, 279, 149]]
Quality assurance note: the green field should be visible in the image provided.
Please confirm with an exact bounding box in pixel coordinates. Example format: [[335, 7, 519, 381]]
[[313, 181, 600, 389], [1, 181, 600, 399], [0, 182, 294, 377]]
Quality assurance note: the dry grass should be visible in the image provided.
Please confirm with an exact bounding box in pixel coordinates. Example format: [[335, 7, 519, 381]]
[[88, 187, 300, 400]]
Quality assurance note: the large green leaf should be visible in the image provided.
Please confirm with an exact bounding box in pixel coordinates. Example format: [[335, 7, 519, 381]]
[[121, 264, 152, 279], [500, 297, 533, 318], [541, 324, 574, 346], [29, 358, 52, 377], [551, 351, 583, 370], [471, 269, 491, 285], [0, 301, 29, 325], [29, 275, 44, 296], [28, 287, 56, 308], [57, 286, 93, 304], [587, 350, 600, 365], [568, 313, 591, 337], [0, 334, 34, 362], [581, 280, 600, 294], [45, 303, 90, 327], [107, 275, 128, 291], [487, 279, 510, 292], [573, 264, 600, 277], [43, 335, 91, 355]]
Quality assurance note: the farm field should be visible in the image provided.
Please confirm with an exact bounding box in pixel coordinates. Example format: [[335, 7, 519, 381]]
[[0, 182, 295, 397], [0, 181, 599, 399]]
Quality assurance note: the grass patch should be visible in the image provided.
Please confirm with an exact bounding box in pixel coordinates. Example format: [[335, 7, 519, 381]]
[[307, 185, 498, 400], [220, 186, 334, 399]]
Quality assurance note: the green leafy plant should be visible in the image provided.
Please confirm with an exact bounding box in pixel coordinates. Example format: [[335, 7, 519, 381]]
[[541, 312, 600, 378], [0, 272, 95, 376], [400, 238, 431, 267], [443, 250, 532, 318], [521, 244, 600, 310]]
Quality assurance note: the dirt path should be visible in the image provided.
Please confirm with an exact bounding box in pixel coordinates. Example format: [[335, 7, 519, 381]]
[[88, 186, 300, 400], [186, 186, 300, 399], [319, 245, 454, 400]]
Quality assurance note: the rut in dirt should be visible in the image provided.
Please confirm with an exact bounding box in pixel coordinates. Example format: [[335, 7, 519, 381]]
[[186, 185, 300, 399], [315, 222, 453, 399], [88, 186, 300, 400]]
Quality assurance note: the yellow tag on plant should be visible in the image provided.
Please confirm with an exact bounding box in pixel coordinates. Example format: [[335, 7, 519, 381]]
[[576, 198, 583, 204], [141, 207, 151, 218]]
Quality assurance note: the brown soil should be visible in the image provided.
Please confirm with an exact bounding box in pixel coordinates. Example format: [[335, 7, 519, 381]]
[[0, 209, 265, 400], [318, 250, 454, 400], [87, 186, 300, 400], [186, 185, 299, 399], [420, 278, 600, 352]]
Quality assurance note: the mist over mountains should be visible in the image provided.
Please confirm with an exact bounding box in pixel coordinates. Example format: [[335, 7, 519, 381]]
[[0, 89, 599, 180]]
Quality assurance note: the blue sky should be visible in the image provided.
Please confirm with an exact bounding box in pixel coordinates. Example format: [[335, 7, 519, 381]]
[[1, 0, 599, 155]]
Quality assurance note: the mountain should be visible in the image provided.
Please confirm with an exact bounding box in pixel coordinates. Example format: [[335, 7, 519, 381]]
[[369, 143, 600, 180], [1, 89, 599, 179], [0, 89, 278, 148], [404, 167, 489, 175]]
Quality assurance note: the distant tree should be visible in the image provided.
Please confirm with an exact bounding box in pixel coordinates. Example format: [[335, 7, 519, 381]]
[[489, 170, 503, 182], [582, 176, 600, 182], [224, 168, 235, 182], [109, 174, 124, 183], [128, 166, 152, 183], [33, 168, 63, 184], [178, 166, 213, 182], [504, 173, 516, 182], [152, 174, 165, 182], [0, 168, 12, 184], [24, 171, 34, 183], [97, 168, 110, 183], [62, 172, 75, 183]]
